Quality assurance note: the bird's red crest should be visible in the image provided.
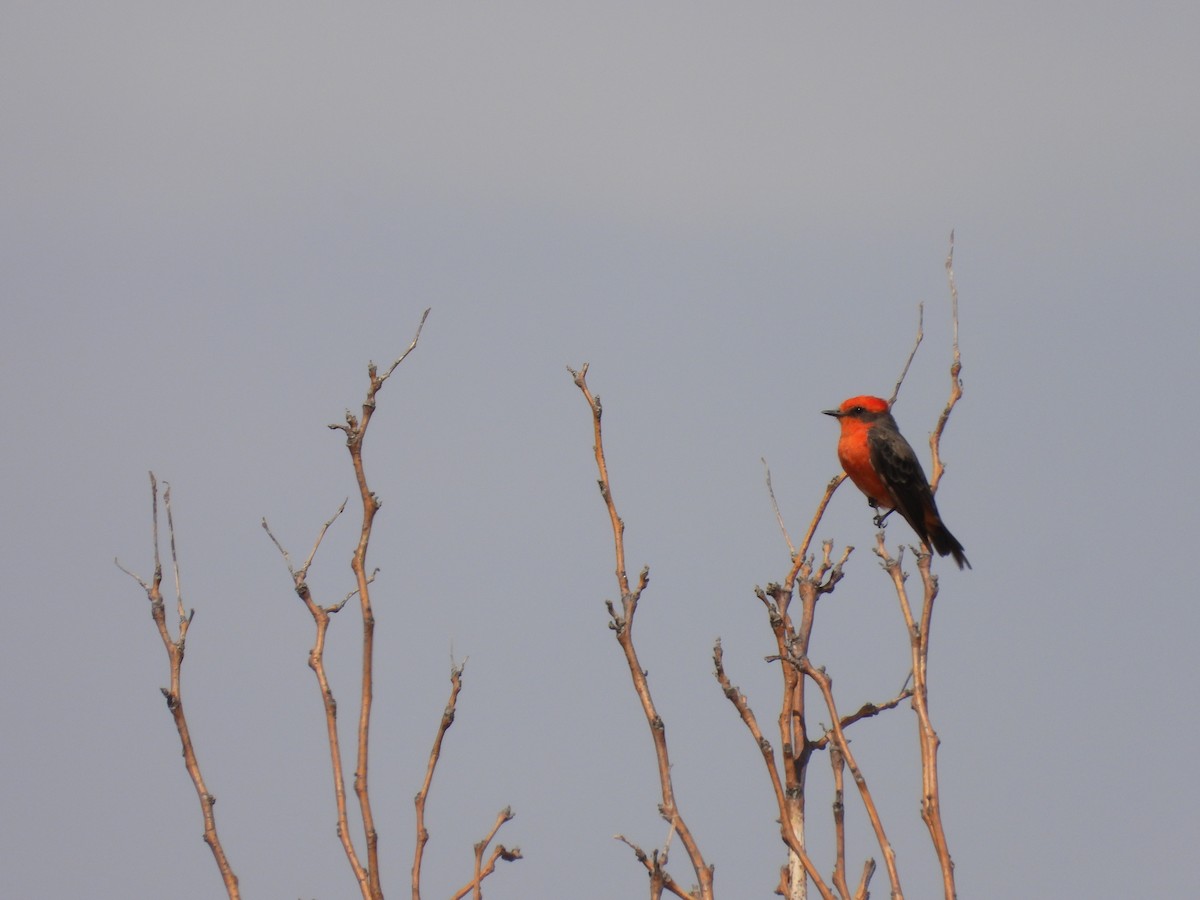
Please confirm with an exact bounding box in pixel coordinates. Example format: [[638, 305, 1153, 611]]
[[839, 395, 890, 414]]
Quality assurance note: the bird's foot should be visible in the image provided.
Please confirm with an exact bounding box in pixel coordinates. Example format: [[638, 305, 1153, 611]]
[[870, 504, 893, 530]]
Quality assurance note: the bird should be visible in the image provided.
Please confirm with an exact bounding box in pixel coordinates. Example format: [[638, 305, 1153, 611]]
[[823, 395, 970, 569]]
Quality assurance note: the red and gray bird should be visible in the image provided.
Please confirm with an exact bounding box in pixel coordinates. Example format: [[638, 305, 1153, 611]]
[[823, 395, 970, 569]]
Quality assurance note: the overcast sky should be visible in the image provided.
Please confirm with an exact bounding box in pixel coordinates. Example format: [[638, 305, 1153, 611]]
[[3, 4, 1197, 898]]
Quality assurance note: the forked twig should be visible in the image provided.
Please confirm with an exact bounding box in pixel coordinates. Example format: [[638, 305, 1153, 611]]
[[448, 807, 521, 900], [415, 662, 465, 897], [786, 475, 850, 592], [262, 500, 347, 583], [266, 308, 432, 900], [614, 836, 692, 900], [339, 309, 431, 898], [874, 241, 965, 899], [713, 642, 835, 900], [263, 512, 371, 897], [748, 478, 850, 900], [570, 363, 715, 899], [789, 656, 903, 897], [810, 685, 916, 751], [116, 473, 240, 899]]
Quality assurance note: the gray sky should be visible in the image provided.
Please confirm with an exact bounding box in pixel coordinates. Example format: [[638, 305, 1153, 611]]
[[3, 4, 1197, 898]]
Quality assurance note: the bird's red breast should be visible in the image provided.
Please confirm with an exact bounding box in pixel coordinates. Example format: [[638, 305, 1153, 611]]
[[825, 396, 896, 507]]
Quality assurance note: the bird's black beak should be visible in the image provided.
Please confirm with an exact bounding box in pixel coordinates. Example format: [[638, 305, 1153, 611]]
[[822, 408, 842, 418]]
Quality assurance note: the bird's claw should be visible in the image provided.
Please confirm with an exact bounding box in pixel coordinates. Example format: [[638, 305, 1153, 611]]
[[869, 502, 893, 530]]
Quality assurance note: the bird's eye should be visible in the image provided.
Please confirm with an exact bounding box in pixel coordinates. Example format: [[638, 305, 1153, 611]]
[[852, 406, 864, 414]]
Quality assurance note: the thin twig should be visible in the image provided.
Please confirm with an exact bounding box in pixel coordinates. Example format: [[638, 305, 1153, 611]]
[[448, 811, 518, 900], [889, 302, 924, 408], [164, 483, 185, 621], [930, 232, 965, 493], [713, 642, 835, 900], [117, 473, 240, 899], [855, 858, 877, 900], [331, 567, 378, 615], [894, 230, 966, 899], [829, 742, 851, 900], [380, 307, 431, 383], [810, 685, 916, 751], [875, 521, 950, 886], [786, 475, 849, 592], [413, 663, 466, 899], [755, 475, 850, 900], [264, 516, 371, 897], [261, 499, 346, 581], [447, 841, 521, 900], [339, 310, 430, 899], [791, 657, 903, 899], [302, 500, 348, 576], [570, 363, 715, 900], [878, 538, 954, 898], [453, 807, 517, 900], [264, 310, 430, 899], [763, 459, 796, 559], [613, 837, 692, 900], [916, 551, 955, 899]]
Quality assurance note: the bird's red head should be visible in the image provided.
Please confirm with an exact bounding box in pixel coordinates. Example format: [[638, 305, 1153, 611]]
[[823, 395, 891, 421]]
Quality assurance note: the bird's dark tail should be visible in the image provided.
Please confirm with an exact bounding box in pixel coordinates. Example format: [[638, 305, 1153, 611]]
[[928, 519, 971, 570]]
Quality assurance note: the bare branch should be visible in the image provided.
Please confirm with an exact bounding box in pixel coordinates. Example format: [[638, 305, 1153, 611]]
[[878, 536, 956, 898], [260, 518, 295, 572], [763, 458, 796, 559], [613, 837, 692, 900], [302, 499, 348, 576], [413, 663, 466, 899], [930, 232, 965, 493], [888, 302, 924, 408], [113, 557, 149, 591], [163, 483, 186, 621], [713, 642, 835, 900], [335, 310, 432, 898], [456, 807, 519, 900], [571, 364, 714, 899], [261, 307, 436, 900], [119, 472, 239, 899], [265, 521, 371, 894], [793, 657, 903, 898], [448, 838, 521, 900], [855, 858, 877, 900], [379, 307, 431, 384], [829, 743, 851, 900], [756, 478, 854, 900], [331, 567, 378, 614], [568, 363, 632, 599], [150, 471, 162, 578], [786, 474, 849, 591], [811, 685, 916, 751], [749, 245, 966, 900], [876, 259, 968, 896]]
